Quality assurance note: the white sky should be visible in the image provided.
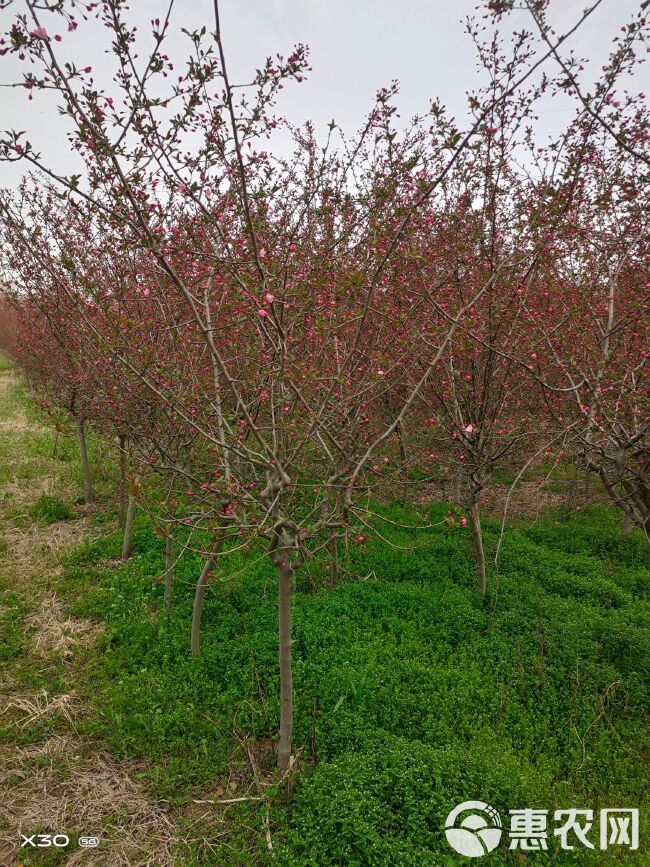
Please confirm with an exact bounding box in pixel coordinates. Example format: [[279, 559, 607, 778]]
[[0, 0, 648, 187]]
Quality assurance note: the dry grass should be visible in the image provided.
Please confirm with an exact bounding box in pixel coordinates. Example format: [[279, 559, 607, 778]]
[[3, 519, 94, 583], [1, 474, 53, 506], [2, 690, 81, 731], [1, 475, 80, 511], [0, 736, 178, 866], [25, 593, 99, 660], [0, 408, 47, 435], [0, 370, 20, 392], [422, 477, 597, 521], [481, 479, 578, 519]]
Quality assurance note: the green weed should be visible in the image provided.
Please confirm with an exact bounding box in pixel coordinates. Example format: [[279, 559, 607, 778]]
[[54, 503, 649, 864], [29, 494, 74, 524]]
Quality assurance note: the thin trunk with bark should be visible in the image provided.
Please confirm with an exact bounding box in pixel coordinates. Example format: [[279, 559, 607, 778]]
[[117, 435, 127, 527], [190, 555, 216, 655], [566, 463, 578, 510], [190, 532, 226, 655], [164, 531, 174, 613], [162, 481, 176, 612], [469, 503, 486, 595], [396, 420, 408, 500], [121, 495, 136, 561], [453, 470, 462, 506], [277, 560, 293, 775], [621, 511, 632, 541], [75, 414, 94, 505], [327, 532, 339, 586]]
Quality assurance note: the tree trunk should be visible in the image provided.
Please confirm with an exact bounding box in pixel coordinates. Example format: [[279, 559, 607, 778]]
[[164, 531, 174, 613], [277, 560, 294, 775], [396, 420, 408, 500], [121, 495, 136, 561], [327, 531, 339, 586], [190, 531, 226, 654], [566, 463, 578, 510], [75, 414, 94, 505], [117, 435, 127, 527], [453, 470, 462, 506], [49, 430, 60, 496], [469, 504, 486, 595], [190, 531, 225, 655], [190, 554, 216, 655], [621, 511, 632, 541]]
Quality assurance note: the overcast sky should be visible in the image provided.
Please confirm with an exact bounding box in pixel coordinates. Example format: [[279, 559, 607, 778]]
[[0, 0, 648, 188]]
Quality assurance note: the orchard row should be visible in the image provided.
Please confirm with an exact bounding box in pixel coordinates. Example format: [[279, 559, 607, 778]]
[[0, 0, 648, 772]]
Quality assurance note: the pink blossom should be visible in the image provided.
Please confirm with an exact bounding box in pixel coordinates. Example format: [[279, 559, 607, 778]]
[[258, 309, 268, 318], [31, 26, 48, 40], [460, 517, 468, 527], [264, 292, 275, 303]]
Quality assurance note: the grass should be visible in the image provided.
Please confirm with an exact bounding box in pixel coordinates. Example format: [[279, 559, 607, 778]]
[[29, 495, 74, 523], [1, 356, 648, 864], [51, 503, 648, 865]]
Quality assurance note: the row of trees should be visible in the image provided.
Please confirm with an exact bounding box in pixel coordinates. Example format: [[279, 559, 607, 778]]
[[0, 0, 648, 773]]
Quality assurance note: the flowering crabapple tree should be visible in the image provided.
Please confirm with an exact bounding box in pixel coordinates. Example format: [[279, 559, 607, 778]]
[[531, 123, 650, 570], [0, 201, 99, 507], [0, 0, 636, 772], [410, 1, 650, 590], [402, 28, 574, 594], [0, 188, 235, 626]]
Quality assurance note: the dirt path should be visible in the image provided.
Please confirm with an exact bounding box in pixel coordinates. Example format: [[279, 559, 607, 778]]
[[0, 367, 178, 866]]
